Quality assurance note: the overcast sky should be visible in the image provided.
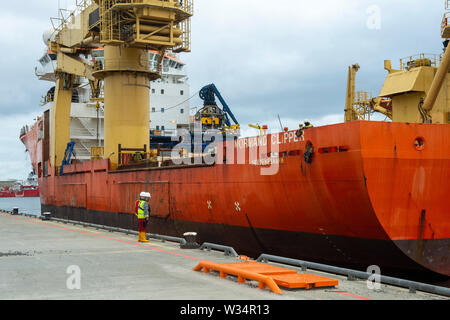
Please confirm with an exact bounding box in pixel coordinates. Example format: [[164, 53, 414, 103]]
[[0, 0, 445, 180]]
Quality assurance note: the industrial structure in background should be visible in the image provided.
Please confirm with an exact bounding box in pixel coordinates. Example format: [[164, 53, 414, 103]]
[[0, 172, 39, 198], [20, 0, 449, 281]]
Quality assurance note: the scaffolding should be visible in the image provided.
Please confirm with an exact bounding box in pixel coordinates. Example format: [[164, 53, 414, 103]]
[[353, 91, 373, 121], [97, 0, 193, 52]]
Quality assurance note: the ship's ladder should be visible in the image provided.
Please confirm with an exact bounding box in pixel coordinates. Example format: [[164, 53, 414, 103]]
[[59, 142, 76, 176]]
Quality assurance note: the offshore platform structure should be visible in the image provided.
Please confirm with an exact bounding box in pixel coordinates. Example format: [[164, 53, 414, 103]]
[[345, 1, 450, 124], [48, 0, 193, 171]]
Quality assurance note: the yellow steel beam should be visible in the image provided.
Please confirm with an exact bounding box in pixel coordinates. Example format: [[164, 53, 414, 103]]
[[50, 77, 73, 169], [56, 51, 95, 81], [344, 64, 360, 122]]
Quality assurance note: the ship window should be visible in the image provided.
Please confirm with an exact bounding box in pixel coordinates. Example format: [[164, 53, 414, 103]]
[[156, 126, 160, 130], [39, 57, 48, 66], [180, 109, 184, 114], [161, 108, 165, 113], [152, 89, 155, 94], [180, 90, 184, 95], [161, 89, 165, 94], [161, 126, 165, 131], [48, 53, 57, 60], [92, 51, 104, 58], [152, 107, 156, 112]]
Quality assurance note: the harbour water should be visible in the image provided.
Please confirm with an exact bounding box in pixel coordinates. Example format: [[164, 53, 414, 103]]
[[0, 197, 41, 216]]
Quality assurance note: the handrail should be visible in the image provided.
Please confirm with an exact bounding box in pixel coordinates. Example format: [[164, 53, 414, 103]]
[[200, 243, 239, 257], [256, 254, 450, 297], [399, 53, 442, 70]]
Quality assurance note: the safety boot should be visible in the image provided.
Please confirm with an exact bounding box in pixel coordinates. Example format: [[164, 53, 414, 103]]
[[139, 232, 149, 243]]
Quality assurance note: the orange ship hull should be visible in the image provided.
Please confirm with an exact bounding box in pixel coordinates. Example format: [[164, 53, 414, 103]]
[[21, 121, 450, 278]]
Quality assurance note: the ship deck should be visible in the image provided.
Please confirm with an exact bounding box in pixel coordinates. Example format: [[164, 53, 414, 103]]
[[0, 212, 447, 303]]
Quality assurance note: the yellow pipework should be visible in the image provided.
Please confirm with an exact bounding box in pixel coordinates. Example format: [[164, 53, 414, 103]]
[[422, 46, 450, 114]]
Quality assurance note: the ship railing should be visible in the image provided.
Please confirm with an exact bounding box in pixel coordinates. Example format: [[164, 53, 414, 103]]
[[50, 0, 93, 35], [118, 150, 175, 167], [70, 127, 99, 138], [256, 254, 450, 298], [399, 53, 442, 71], [91, 146, 105, 160], [118, 144, 148, 167], [118, 149, 212, 169], [102, 0, 193, 16]]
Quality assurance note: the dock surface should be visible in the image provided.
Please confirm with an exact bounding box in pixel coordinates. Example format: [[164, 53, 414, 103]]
[[0, 213, 448, 301]]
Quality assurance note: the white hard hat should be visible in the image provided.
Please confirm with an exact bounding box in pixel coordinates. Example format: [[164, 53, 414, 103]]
[[145, 192, 152, 198], [140, 192, 150, 198]]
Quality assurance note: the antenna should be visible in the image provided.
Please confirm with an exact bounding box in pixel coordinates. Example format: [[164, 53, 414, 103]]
[[277, 114, 284, 131]]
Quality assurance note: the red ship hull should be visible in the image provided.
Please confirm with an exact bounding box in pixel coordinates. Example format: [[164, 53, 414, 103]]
[[21, 121, 450, 278]]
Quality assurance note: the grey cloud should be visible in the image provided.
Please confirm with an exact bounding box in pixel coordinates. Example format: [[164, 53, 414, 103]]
[[0, 0, 445, 179]]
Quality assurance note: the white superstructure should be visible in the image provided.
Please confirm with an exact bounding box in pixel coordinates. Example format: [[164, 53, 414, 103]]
[[36, 46, 191, 161]]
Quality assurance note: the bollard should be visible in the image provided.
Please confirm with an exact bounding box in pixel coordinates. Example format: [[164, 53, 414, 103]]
[[12, 208, 19, 215], [41, 212, 52, 221], [180, 232, 200, 249]]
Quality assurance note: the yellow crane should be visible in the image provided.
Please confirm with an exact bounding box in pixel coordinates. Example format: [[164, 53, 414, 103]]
[[48, 0, 193, 170], [248, 124, 266, 136], [344, 63, 393, 122], [344, 64, 360, 122]]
